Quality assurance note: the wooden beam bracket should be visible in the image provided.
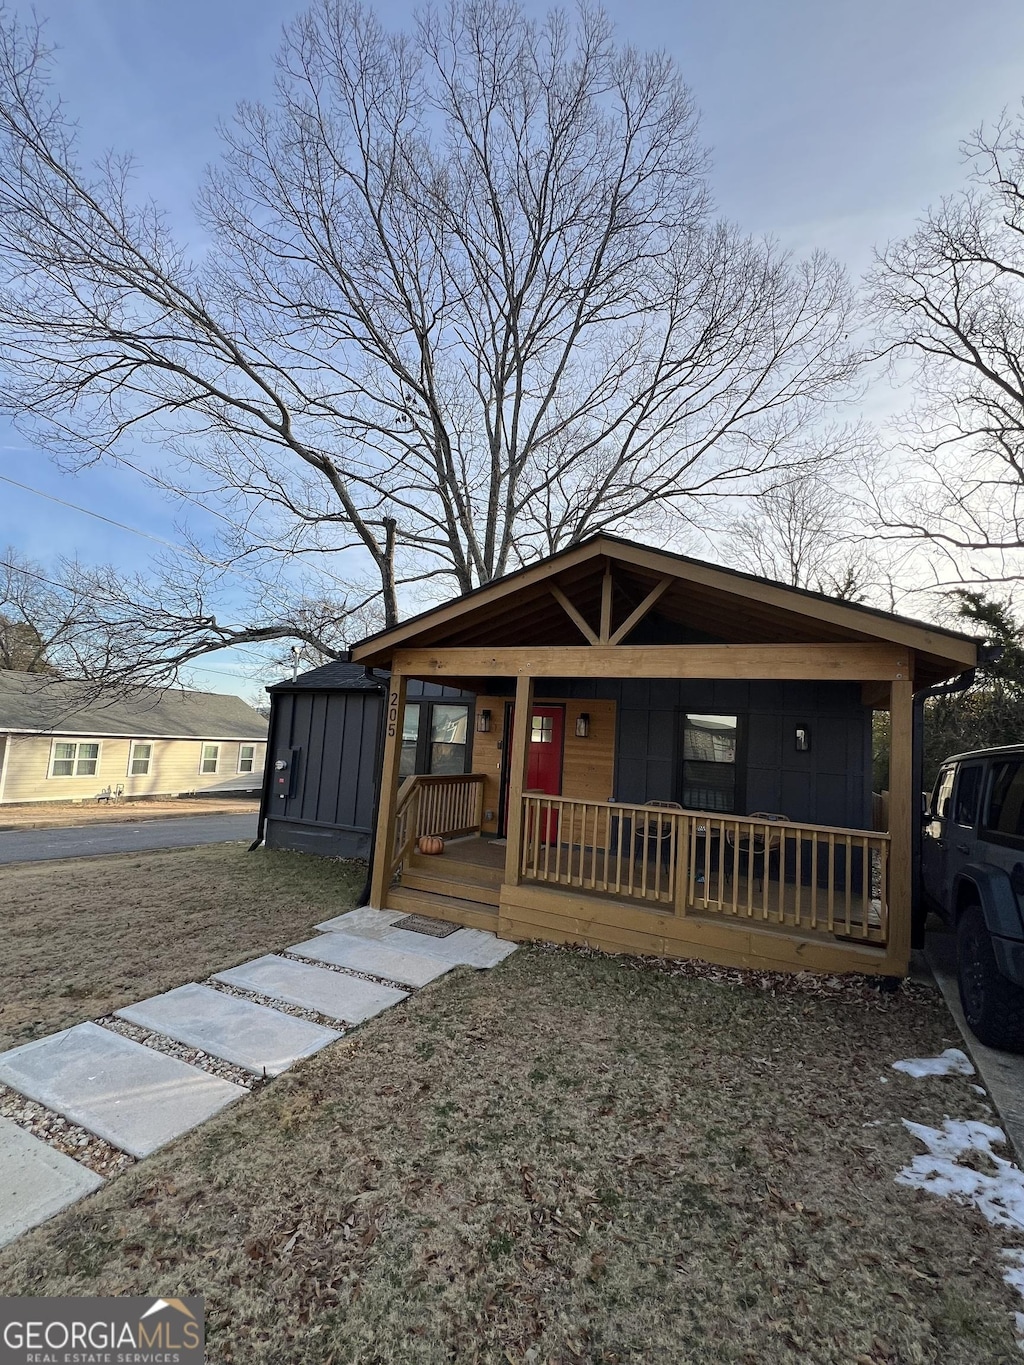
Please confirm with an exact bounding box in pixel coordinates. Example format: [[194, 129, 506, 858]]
[[550, 585, 599, 645], [609, 576, 673, 646]]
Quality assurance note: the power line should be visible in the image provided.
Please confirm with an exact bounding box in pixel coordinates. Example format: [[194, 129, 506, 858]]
[[0, 556, 286, 682], [0, 471, 189, 551]]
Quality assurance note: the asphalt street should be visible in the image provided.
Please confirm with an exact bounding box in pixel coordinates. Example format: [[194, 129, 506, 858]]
[[0, 813, 259, 865]]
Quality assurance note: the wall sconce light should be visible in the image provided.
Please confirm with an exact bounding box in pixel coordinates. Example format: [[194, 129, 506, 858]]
[[575, 713, 590, 739], [794, 725, 811, 752], [476, 709, 492, 734]]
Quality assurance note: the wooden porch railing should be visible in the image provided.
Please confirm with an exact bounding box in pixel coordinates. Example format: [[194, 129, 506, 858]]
[[389, 773, 486, 884], [519, 795, 889, 945]]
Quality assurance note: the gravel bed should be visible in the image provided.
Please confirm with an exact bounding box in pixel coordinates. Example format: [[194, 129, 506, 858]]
[[281, 950, 414, 994], [0, 1082, 134, 1177], [207, 978, 349, 1031], [96, 1016, 260, 1090]]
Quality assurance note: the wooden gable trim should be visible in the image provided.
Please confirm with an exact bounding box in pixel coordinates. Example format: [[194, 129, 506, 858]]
[[351, 534, 977, 671]]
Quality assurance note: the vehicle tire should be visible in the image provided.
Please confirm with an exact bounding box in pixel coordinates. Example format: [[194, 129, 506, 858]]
[[957, 904, 1024, 1052]]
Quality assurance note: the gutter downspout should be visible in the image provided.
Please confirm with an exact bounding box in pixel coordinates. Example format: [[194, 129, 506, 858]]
[[249, 691, 278, 852]]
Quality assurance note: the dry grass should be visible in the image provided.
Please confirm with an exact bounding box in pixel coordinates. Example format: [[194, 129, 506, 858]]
[[0, 845, 365, 1049], [0, 796, 259, 829], [0, 941, 1020, 1362]]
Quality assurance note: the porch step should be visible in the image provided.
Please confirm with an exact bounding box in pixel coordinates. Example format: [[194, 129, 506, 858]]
[[401, 868, 501, 908], [406, 851, 503, 889], [385, 886, 501, 932]]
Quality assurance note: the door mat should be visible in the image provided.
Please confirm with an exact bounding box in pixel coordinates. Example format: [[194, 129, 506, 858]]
[[394, 914, 461, 939]]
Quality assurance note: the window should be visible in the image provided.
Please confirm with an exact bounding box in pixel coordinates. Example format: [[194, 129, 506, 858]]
[[200, 744, 220, 774], [983, 761, 1024, 841], [953, 764, 984, 827], [50, 740, 100, 777], [681, 714, 738, 812], [429, 704, 469, 775], [129, 742, 152, 776], [399, 703, 422, 778], [932, 765, 955, 820], [238, 744, 256, 774], [531, 715, 554, 743], [399, 700, 471, 776]]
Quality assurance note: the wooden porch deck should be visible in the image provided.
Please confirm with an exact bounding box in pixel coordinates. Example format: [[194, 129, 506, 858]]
[[391, 833, 883, 947]]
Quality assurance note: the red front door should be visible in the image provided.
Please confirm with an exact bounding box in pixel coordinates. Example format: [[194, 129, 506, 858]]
[[505, 705, 564, 843]]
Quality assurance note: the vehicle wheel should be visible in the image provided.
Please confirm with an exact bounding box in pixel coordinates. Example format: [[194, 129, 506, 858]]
[[957, 905, 1024, 1052]]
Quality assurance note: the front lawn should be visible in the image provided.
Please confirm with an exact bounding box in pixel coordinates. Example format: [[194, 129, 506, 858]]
[[0, 940, 1019, 1362], [0, 845, 365, 1049]]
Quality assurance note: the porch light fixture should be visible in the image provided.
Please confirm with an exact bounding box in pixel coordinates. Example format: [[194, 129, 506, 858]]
[[575, 713, 591, 738], [476, 709, 492, 734], [794, 725, 811, 752]]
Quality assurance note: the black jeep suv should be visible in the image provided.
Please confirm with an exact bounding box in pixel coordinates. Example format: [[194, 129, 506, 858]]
[[921, 744, 1024, 1050]]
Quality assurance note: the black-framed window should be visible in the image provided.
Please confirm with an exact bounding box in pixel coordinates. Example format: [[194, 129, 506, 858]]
[[399, 701, 472, 778], [681, 713, 739, 812]]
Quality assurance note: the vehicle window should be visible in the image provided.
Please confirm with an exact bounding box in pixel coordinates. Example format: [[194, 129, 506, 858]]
[[953, 764, 984, 827], [932, 766, 955, 821], [984, 761, 1024, 839]]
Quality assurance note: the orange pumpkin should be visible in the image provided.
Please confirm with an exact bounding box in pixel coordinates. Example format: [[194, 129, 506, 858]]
[[418, 834, 445, 856]]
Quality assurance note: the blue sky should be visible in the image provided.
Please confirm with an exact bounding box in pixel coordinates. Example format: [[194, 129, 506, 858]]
[[2, 0, 1024, 692]]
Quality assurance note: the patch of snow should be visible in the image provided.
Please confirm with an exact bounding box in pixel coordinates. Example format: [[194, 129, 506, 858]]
[[973, 1084, 988, 1095], [892, 1048, 975, 1079], [1001, 1253, 1024, 1351], [896, 1118, 1024, 1231]]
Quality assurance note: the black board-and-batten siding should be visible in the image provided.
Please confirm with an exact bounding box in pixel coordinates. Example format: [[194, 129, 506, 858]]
[[534, 677, 873, 831], [262, 662, 474, 858]]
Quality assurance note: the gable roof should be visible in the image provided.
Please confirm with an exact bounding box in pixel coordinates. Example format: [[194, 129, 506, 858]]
[[267, 660, 384, 694], [0, 673, 269, 740], [351, 534, 978, 690]]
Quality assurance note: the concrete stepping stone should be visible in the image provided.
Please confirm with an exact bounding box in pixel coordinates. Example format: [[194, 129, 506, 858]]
[[214, 954, 407, 1023], [380, 924, 518, 968], [317, 909, 518, 969], [0, 1023, 246, 1158], [315, 907, 405, 938], [117, 983, 341, 1077], [0, 1116, 103, 1248], [287, 932, 453, 988]]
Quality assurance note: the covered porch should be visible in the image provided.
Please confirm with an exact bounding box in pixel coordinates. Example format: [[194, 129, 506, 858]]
[[351, 536, 978, 978]]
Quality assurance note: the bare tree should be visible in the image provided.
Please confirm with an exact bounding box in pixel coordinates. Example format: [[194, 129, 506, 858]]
[[0, 548, 379, 691], [0, 2, 858, 683], [867, 104, 1024, 583], [718, 459, 879, 601]]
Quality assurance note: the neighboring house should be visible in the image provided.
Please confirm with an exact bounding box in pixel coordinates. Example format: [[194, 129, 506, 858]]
[[0, 672, 268, 804], [341, 533, 978, 979], [261, 662, 476, 858]]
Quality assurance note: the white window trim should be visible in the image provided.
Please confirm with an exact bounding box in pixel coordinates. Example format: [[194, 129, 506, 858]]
[[128, 740, 153, 776], [237, 743, 257, 774], [48, 738, 102, 778], [199, 743, 220, 775]]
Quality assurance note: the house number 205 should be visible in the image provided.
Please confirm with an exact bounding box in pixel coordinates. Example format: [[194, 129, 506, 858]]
[[387, 690, 400, 739]]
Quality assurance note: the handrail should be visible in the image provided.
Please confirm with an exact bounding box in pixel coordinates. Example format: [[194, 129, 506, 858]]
[[518, 795, 889, 945], [388, 772, 487, 886]]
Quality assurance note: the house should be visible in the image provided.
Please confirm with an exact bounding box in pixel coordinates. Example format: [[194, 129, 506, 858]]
[[348, 534, 978, 978], [0, 672, 268, 804], [260, 661, 475, 858]]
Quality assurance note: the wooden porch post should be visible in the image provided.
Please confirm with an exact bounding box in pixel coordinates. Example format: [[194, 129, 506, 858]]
[[887, 672, 915, 974], [504, 673, 535, 888], [368, 671, 408, 910]]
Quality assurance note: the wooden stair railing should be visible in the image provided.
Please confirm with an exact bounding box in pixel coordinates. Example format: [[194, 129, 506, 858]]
[[388, 773, 487, 888]]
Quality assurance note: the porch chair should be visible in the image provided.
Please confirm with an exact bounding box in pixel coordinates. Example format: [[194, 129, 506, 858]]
[[634, 800, 683, 871], [725, 811, 789, 890]]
